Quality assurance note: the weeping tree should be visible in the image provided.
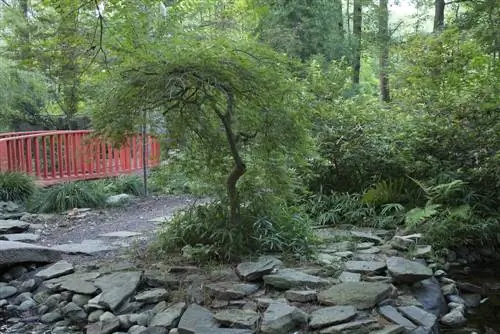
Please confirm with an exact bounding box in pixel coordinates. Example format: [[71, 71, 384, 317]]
[[93, 36, 312, 227]]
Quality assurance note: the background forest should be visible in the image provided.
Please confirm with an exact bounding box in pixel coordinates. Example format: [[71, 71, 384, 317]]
[[0, 0, 498, 260]]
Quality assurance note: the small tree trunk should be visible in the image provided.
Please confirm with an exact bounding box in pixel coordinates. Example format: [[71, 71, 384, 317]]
[[216, 92, 246, 226], [433, 0, 445, 32], [352, 0, 362, 85], [379, 0, 390, 102]]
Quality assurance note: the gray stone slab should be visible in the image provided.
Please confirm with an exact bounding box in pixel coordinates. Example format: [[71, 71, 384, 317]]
[[318, 282, 392, 309], [372, 325, 405, 334], [378, 305, 417, 330], [260, 302, 308, 334], [236, 257, 280, 281], [319, 318, 379, 333], [398, 306, 437, 329], [284, 290, 317, 302], [0, 220, 29, 234], [60, 279, 98, 295], [0, 233, 40, 242], [205, 282, 259, 300], [36, 260, 74, 280], [98, 231, 142, 238], [52, 239, 118, 254], [134, 288, 168, 304], [345, 261, 386, 274], [263, 268, 331, 290], [350, 231, 383, 244], [387, 257, 433, 283], [214, 309, 260, 329], [338, 271, 361, 283], [150, 302, 186, 328], [0, 240, 63, 267], [310, 306, 357, 329], [94, 271, 142, 311], [178, 304, 218, 333]]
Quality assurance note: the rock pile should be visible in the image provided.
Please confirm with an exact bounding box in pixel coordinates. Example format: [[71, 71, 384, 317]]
[[0, 222, 489, 333]]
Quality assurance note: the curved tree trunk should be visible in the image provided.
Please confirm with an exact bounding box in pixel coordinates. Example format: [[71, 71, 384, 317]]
[[216, 91, 246, 226]]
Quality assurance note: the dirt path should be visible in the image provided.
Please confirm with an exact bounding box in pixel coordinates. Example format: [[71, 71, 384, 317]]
[[34, 195, 206, 264]]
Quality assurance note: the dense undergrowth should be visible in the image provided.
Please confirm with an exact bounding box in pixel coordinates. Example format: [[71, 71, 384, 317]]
[[148, 30, 499, 261]]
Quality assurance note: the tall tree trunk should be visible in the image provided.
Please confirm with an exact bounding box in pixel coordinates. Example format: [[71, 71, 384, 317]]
[[334, 0, 344, 39], [433, 0, 445, 32], [346, 0, 351, 34], [58, 2, 81, 121], [17, 0, 30, 61], [352, 0, 362, 85], [379, 0, 390, 102]]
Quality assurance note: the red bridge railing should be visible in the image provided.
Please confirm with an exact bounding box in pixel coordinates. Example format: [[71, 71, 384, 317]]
[[0, 130, 160, 185]]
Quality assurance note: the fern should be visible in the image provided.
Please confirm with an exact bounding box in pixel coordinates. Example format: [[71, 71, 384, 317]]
[[362, 177, 420, 206], [405, 203, 441, 228]]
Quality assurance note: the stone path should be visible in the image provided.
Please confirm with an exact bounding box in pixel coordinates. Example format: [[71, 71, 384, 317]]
[[0, 200, 488, 333]]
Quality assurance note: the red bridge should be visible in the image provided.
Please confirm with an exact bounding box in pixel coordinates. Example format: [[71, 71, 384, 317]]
[[0, 130, 160, 186]]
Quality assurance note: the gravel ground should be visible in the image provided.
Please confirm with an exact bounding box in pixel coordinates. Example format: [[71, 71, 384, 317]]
[[34, 195, 206, 265]]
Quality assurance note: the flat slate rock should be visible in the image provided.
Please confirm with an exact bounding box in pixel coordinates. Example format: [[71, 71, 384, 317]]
[[372, 325, 405, 334], [284, 290, 317, 302], [386, 257, 433, 283], [0, 286, 18, 299], [85, 317, 121, 334], [378, 305, 417, 331], [36, 260, 74, 280], [0, 240, 63, 267], [60, 279, 98, 295], [0, 220, 29, 234], [345, 261, 386, 274], [205, 282, 259, 300], [338, 271, 361, 283], [318, 282, 392, 310], [98, 231, 142, 238], [310, 306, 357, 329], [52, 239, 118, 254], [150, 302, 186, 328], [178, 304, 218, 333], [319, 318, 379, 334], [94, 271, 142, 311], [0, 233, 40, 242], [236, 257, 281, 281], [263, 269, 331, 290], [398, 306, 437, 329], [214, 309, 260, 329], [350, 231, 383, 244], [134, 288, 168, 304], [411, 277, 447, 317], [260, 302, 308, 334], [358, 247, 381, 254]]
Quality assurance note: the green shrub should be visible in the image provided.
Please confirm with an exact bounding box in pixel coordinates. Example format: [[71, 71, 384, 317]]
[[148, 165, 213, 196], [108, 175, 144, 196], [31, 181, 107, 213], [305, 191, 404, 229], [154, 199, 317, 262], [0, 172, 36, 202], [404, 179, 500, 249]]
